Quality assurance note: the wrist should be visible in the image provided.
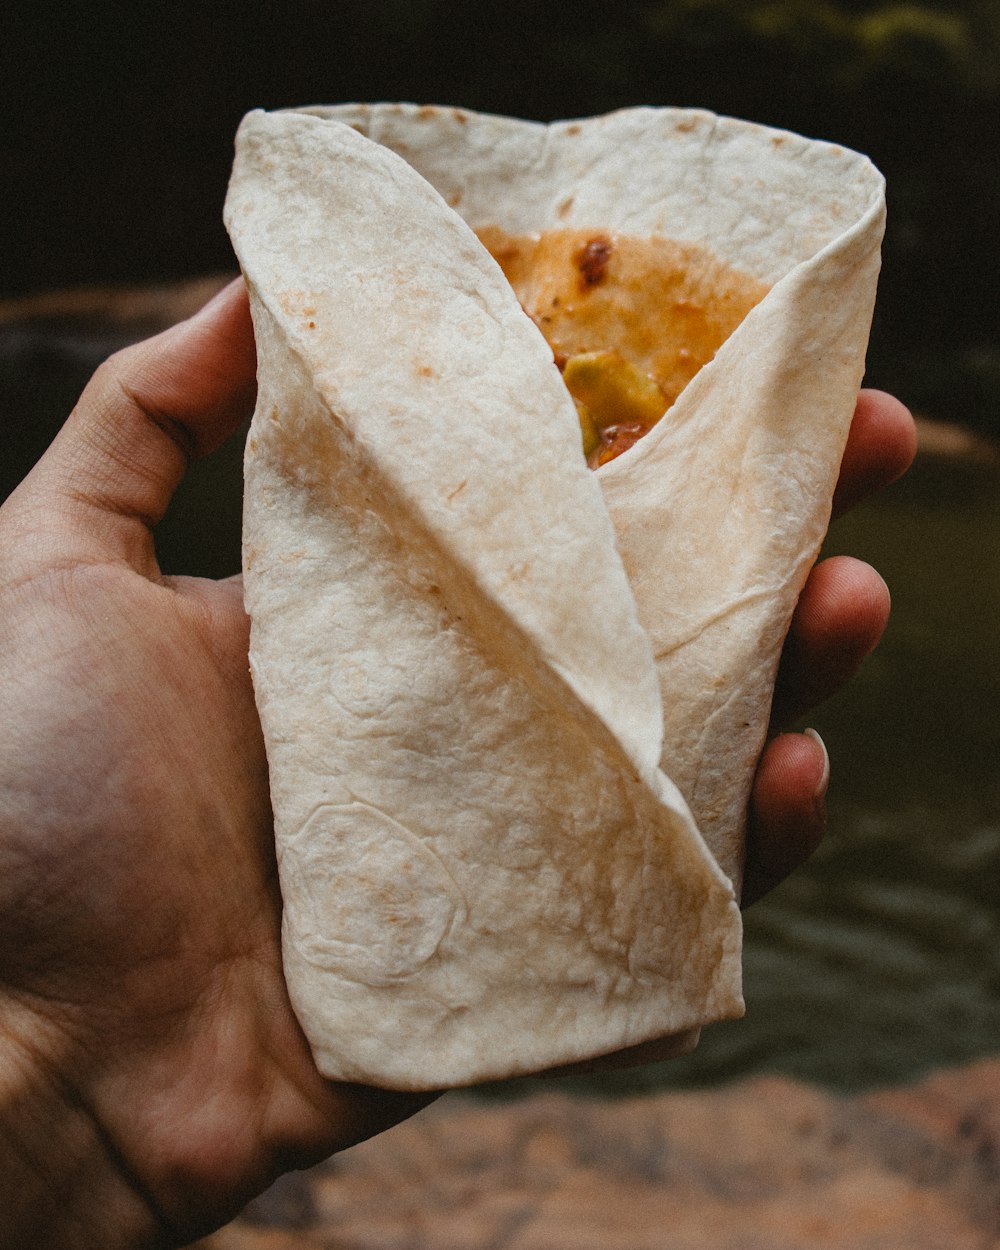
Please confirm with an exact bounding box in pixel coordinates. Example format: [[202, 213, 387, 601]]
[[0, 996, 160, 1250]]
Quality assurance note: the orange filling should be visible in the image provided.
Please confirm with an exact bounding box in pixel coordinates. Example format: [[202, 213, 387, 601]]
[[477, 227, 770, 467]]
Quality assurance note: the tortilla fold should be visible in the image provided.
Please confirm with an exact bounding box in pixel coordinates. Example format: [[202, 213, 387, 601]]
[[224, 104, 884, 1090]]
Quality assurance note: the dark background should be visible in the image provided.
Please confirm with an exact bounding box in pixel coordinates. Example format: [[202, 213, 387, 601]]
[[3, 0, 999, 432]]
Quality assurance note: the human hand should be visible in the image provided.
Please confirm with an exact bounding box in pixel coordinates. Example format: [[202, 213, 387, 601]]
[[0, 277, 914, 1247], [0, 281, 429, 1250], [743, 389, 917, 904]]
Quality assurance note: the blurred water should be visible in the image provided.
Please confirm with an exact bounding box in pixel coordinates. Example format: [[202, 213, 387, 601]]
[[775, 446, 1000, 1090]]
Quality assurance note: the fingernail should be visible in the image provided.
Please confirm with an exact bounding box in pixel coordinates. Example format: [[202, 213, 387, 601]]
[[803, 728, 830, 798]]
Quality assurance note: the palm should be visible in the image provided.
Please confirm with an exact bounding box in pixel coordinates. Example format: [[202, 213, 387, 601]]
[[0, 288, 426, 1244], [0, 562, 301, 1222]]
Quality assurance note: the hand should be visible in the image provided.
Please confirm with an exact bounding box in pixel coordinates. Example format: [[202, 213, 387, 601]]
[[0, 281, 429, 1249], [0, 279, 914, 1247], [743, 389, 917, 904]]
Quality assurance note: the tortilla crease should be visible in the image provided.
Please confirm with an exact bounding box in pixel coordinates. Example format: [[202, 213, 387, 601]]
[[225, 104, 885, 1090]]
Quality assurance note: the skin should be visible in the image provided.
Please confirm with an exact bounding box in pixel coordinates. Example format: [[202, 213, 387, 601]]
[[0, 280, 916, 1248]]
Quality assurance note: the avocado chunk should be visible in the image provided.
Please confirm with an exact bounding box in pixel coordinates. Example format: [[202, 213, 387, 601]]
[[563, 351, 666, 434]]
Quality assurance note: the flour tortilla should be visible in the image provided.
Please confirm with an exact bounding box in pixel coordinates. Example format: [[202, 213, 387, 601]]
[[225, 104, 884, 1090]]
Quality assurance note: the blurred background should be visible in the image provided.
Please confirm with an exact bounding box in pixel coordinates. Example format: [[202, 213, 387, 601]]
[[2, 0, 999, 1098]]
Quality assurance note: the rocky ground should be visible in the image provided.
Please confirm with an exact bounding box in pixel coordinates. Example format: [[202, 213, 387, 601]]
[[191, 1058, 1000, 1250]]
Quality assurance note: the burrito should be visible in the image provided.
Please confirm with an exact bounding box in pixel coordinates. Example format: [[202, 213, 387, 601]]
[[224, 104, 885, 1090]]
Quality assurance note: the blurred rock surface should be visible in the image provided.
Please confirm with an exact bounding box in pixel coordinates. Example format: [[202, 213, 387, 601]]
[[192, 1059, 1000, 1250]]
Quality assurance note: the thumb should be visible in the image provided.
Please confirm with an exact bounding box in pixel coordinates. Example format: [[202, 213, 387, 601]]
[[5, 279, 255, 576]]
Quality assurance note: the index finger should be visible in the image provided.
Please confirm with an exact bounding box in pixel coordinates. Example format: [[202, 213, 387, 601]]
[[832, 389, 917, 519]]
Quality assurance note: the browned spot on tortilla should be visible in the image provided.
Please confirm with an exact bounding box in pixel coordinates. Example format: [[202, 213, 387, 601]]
[[448, 190, 463, 207], [674, 117, 698, 133], [417, 105, 439, 121], [415, 361, 436, 378], [446, 479, 468, 502], [556, 196, 574, 219], [452, 109, 468, 124], [566, 124, 582, 136]]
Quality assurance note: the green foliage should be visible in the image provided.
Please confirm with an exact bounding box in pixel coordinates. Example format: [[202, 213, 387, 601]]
[[645, 0, 1000, 90]]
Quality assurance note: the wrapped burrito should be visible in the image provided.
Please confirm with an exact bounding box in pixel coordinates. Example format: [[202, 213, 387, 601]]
[[224, 104, 885, 1090]]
